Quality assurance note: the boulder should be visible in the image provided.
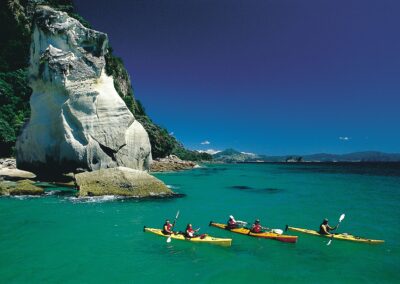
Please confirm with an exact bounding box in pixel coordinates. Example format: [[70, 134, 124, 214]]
[[0, 168, 36, 180], [74, 167, 173, 197], [16, 6, 151, 176], [0, 180, 44, 196]]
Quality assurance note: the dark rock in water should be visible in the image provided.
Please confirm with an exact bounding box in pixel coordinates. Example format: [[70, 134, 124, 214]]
[[228, 185, 254, 190], [228, 185, 283, 194], [261, 188, 283, 194]]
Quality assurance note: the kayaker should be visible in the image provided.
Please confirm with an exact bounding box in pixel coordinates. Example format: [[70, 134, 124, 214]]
[[251, 219, 263, 233], [162, 219, 174, 235], [319, 218, 337, 235], [185, 224, 200, 238], [227, 215, 238, 229]]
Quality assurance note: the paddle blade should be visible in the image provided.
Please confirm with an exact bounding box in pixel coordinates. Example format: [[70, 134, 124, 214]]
[[176, 210, 180, 219], [327, 239, 332, 246], [167, 236, 171, 243], [339, 213, 345, 223]]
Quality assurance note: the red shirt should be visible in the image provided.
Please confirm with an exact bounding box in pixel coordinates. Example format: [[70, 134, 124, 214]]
[[252, 224, 261, 233], [186, 228, 194, 237], [164, 223, 172, 233]]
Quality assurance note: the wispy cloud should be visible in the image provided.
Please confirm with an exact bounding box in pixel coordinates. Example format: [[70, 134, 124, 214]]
[[200, 140, 210, 145], [339, 136, 350, 141], [169, 132, 174, 136]]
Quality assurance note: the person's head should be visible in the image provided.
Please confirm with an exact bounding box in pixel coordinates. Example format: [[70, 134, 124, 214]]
[[165, 219, 170, 224], [323, 218, 329, 225], [255, 219, 260, 224], [187, 224, 192, 229], [229, 215, 234, 220]]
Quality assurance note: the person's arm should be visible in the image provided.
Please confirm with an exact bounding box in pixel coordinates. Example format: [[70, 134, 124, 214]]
[[328, 225, 337, 231]]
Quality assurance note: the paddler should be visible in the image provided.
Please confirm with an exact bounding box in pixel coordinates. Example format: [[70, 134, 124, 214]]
[[251, 219, 263, 233], [319, 218, 337, 235], [185, 223, 201, 238], [162, 219, 174, 235], [227, 215, 238, 229]]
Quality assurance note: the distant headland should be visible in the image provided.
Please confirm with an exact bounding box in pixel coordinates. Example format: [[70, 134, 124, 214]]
[[203, 148, 400, 163]]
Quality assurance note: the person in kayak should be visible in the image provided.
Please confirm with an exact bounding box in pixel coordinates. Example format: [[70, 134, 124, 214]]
[[319, 218, 337, 235], [185, 224, 203, 239], [251, 219, 263, 233], [162, 219, 174, 235], [227, 215, 238, 229]]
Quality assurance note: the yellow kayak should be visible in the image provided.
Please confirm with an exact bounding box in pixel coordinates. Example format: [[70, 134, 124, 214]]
[[210, 222, 298, 243], [143, 227, 232, 246], [286, 226, 384, 244]]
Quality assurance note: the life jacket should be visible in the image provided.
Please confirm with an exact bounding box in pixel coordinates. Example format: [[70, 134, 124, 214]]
[[228, 219, 236, 225], [163, 223, 172, 234], [186, 228, 194, 237], [252, 224, 261, 233], [227, 219, 237, 229]]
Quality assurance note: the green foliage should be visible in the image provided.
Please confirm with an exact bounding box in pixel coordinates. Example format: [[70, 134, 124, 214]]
[[0, 69, 31, 156], [136, 116, 176, 159], [0, 0, 31, 72], [171, 146, 212, 161]]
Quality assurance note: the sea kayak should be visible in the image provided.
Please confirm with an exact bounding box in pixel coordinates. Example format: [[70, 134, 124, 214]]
[[286, 226, 384, 244], [143, 227, 232, 246], [209, 222, 298, 243]]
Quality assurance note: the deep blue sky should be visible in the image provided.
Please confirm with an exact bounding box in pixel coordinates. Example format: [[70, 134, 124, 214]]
[[75, 0, 400, 155]]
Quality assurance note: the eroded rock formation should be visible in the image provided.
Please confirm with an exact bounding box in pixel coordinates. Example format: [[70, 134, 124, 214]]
[[16, 6, 151, 175]]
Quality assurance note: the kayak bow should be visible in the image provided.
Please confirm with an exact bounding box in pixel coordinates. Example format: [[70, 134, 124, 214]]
[[286, 226, 384, 244], [209, 222, 297, 243], [144, 227, 232, 246]]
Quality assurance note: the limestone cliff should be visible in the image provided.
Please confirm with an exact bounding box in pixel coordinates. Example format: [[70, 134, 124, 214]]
[[16, 6, 151, 175]]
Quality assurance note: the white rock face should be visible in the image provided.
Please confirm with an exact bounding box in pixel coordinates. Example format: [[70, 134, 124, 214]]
[[16, 6, 151, 174]]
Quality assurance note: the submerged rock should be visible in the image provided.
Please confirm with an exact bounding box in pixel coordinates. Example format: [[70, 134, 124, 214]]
[[150, 155, 198, 172], [74, 167, 173, 197], [16, 6, 151, 176], [0, 180, 44, 196]]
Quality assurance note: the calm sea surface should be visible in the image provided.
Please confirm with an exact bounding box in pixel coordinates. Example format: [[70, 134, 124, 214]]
[[1, 163, 399, 283]]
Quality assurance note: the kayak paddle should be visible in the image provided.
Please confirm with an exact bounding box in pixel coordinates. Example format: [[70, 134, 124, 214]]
[[327, 213, 345, 246], [167, 210, 180, 243]]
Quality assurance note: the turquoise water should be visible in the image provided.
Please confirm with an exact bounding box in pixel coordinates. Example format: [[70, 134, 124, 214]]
[[1, 163, 399, 283]]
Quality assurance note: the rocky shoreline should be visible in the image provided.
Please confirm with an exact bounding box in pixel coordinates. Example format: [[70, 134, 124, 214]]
[[0, 157, 196, 198], [150, 155, 199, 172]]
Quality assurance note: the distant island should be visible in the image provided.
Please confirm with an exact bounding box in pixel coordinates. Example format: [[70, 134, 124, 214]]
[[206, 149, 400, 163]]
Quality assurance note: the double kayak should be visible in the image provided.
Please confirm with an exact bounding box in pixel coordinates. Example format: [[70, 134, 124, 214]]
[[286, 226, 384, 244], [209, 222, 298, 243], [143, 227, 232, 246]]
